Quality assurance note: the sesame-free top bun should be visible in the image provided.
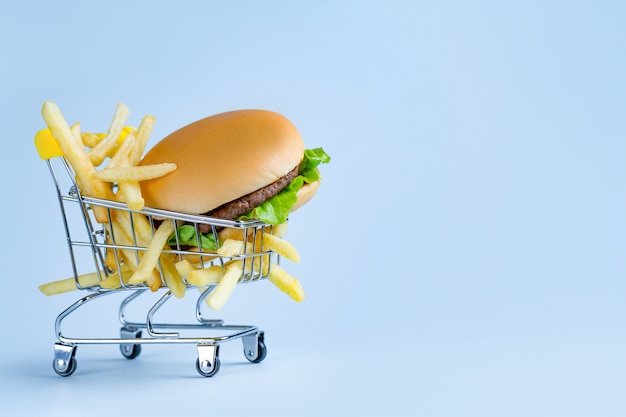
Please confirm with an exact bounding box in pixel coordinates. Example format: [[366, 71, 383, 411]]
[[140, 109, 305, 215]]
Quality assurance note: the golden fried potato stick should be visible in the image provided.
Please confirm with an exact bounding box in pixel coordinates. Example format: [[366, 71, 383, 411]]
[[97, 274, 126, 290], [159, 254, 186, 298], [110, 195, 155, 245], [96, 163, 176, 211], [106, 130, 147, 210], [88, 102, 130, 166], [217, 239, 245, 257], [128, 219, 176, 290], [105, 246, 118, 270], [272, 222, 288, 238], [109, 214, 159, 288], [106, 129, 137, 169], [81, 132, 102, 147], [187, 265, 224, 287], [39, 269, 130, 295], [128, 115, 155, 165], [130, 212, 156, 244], [69, 122, 81, 138], [109, 211, 161, 286], [262, 233, 300, 263], [249, 254, 272, 278], [174, 259, 196, 280], [41, 101, 114, 223], [268, 264, 305, 302], [92, 163, 177, 182], [205, 261, 243, 311], [39, 272, 100, 295], [106, 220, 140, 271], [172, 247, 217, 265], [218, 227, 246, 242], [217, 224, 285, 243], [105, 129, 174, 211], [116, 182, 144, 211]]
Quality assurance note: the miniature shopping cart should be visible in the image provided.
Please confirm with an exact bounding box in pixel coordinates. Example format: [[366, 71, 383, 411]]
[[37, 139, 275, 378]]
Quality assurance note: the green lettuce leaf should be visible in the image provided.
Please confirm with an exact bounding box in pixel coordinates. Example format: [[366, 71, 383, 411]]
[[168, 224, 217, 251], [238, 147, 331, 224], [238, 177, 304, 224], [299, 147, 331, 182]]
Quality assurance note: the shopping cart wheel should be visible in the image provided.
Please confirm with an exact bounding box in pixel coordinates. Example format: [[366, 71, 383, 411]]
[[53, 343, 77, 377], [119, 327, 142, 359], [243, 331, 267, 363], [196, 344, 220, 377]]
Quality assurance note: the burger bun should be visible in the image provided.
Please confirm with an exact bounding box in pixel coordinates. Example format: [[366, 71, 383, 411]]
[[140, 109, 305, 215]]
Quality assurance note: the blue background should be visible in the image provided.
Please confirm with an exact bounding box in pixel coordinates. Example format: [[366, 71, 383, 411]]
[[1, 1, 625, 416]]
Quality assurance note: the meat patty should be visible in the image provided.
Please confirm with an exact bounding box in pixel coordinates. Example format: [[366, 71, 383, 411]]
[[197, 165, 300, 232]]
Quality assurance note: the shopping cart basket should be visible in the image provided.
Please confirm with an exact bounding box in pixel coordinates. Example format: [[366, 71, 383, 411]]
[[37, 137, 275, 378]]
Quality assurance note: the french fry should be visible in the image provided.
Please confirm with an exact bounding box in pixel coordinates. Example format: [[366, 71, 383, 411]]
[[250, 254, 272, 276], [88, 102, 130, 166], [205, 262, 243, 311], [98, 275, 124, 290], [111, 205, 153, 247], [159, 255, 186, 298], [108, 136, 144, 211], [81, 132, 102, 147], [217, 238, 245, 257], [262, 233, 300, 263], [217, 225, 279, 243], [107, 218, 140, 270], [109, 214, 162, 287], [106, 129, 136, 169], [128, 219, 175, 290], [39, 269, 130, 295], [175, 259, 196, 280], [272, 222, 288, 238], [187, 265, 224, 287], [128, 115, 155, 165], [176, 248, 217, 265], [268, 264, 305, 302], [39, 272, 100, 295], [102, 131, 150, 211], [117, 181, 145, 211], [218, 227, 246, 242], [69, 122, 81, 141], [41, 101, 113, 222], [99, 265, 133, 289], [92, 163, 177, 182], [105, 247, 118, 270], [131, 212, 156, 245]]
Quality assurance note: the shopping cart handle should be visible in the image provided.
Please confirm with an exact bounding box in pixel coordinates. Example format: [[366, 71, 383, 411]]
[[34, 126, 135, 160], [35, 128, 63, 160]]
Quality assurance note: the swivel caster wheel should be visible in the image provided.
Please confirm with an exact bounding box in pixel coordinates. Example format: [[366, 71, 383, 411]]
[[196, 344, 220, 377], [53, 343, 77, 377], [120, 327, 142, 359], [243, 331, 267, 363]]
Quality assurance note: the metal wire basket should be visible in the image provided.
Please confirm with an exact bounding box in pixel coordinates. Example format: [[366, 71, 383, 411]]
[[42, 150, 276, 377]]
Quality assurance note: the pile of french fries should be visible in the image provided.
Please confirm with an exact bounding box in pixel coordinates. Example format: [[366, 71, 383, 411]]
[[37, 101, 305, 310]]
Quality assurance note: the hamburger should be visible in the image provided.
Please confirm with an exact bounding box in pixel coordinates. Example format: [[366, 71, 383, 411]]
[[139, 109, 330, 248]]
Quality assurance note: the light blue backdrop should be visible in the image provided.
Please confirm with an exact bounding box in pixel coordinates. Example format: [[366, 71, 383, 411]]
[[1, 1, 625, 416]]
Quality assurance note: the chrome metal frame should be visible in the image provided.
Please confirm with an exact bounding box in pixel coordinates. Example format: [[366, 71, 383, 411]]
[[44, 154, 272, 377]]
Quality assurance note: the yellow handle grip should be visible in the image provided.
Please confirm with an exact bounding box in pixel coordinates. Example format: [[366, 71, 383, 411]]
[[34, 128, 63, 160]]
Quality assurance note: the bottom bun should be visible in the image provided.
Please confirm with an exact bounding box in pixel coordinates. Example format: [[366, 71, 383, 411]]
[[290, 180, 320, 213]]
